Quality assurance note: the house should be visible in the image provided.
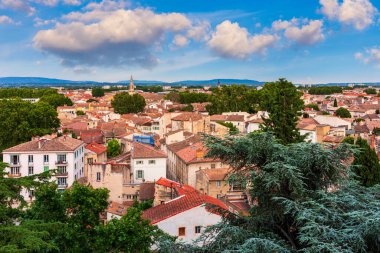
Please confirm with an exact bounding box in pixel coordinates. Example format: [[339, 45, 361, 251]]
[[195, 168, 231, 199], [131, 142, 167, 184], [2, 135, 85, 198], [142, 178, 228, 244], [171, 112, 209, 134]]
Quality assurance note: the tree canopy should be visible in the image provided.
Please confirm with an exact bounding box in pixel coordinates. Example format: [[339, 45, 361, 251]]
[[39, 93, 73, 108], [162, 133, 380, 252], [206, 85, 259, 115], [107, 139, 121, 158], [92, 87, 105, 97], [0, 99, 60, 153], [308, 86, 342, 95], [0, 88, 57, 98], [364, 88, 377, 95], [111, 92, 146, 114], [335, 107, 351, 118], [259, 78, 305, 144]]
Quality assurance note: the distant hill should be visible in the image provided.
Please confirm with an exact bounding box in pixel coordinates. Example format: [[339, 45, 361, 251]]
[[119, 79, 265, 86], [0, 77, 100, 86]]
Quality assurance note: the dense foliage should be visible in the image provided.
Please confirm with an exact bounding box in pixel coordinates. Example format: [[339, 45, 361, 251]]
[[0, 99, 60, 153], [305, 103, 319, 111], [351, 137, 380, 187], [335, 107, 351, 118], [364, 88, 377, 95], [0, 88, 57, 98], [333, 98, 338, 107], [165, 92, 209, 104], [0, 163, 162, 252], [39, 93, 73, 108], [107, 139, 121, 158], [206, 85, 258, 115], [308, 86, 342, 95], [111, 92, 146, 114], [259, 79, 305, 144], [162, 133, 380, 252], [216, 121, 239, 134], [137, 85, 164, 93], [92, 87, 105, 97]]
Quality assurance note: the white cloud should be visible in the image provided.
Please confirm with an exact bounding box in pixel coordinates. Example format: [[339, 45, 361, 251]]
[[63, 0, 81, 5], [32, 0, 59, 7], [272, 18, 325, 45], [320, 0, 377, 30], [173, 35, 189, 47], [208, 20, 278, 59], [355, 47, 380, 67], [0, 15, 14, 24], [84, 0, 131, 11], [34, 8, 198, 68], [0, 0, 36, 16], [34, 17, 57, 27], [186, 21, 210, 41]]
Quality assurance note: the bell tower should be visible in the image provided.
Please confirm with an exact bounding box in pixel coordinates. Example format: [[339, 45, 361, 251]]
[[129, 75, 135, 94]]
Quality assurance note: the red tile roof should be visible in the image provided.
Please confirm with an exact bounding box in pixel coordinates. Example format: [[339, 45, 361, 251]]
[[3, 136, 83, 153], [85, 142, 107, 155], [172, 112, 203, 121], [143, 179, 228, 224], [132, 142, 167, 159]]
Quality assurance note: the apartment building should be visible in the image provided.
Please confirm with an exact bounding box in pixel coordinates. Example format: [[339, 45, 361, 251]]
[[2, 135, 85, 196]]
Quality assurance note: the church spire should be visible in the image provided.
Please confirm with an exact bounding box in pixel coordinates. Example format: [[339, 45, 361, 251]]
[[129, 75, 135, 94]]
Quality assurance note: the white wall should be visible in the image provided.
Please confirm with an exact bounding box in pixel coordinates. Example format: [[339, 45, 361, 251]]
[[246, 123, 261, 133], [300, 130, 317, 143], [156, 204, 222, 244], [132, 157, 166, 183]]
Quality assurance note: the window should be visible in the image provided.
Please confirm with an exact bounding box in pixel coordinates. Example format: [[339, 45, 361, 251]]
[[43, 155, 49, 163], [29, 190, 35, 198], [148, 160, 156, 164], [57, 166, 66, 174], [88, 158, 93, 164], [178, 227, 186, 236], [57, 177, 67, 186], [216, 181, 221, 187], [28, 166, 34, 175], [136, 170, 144, 179], [44, 166, 49, 172], [57, 154, 66, 162], [11, 155, 19, 165], [195, 226, 201, 234], [28, 155, 33, 163], [211, 163, 216, 169], [96, 172, 101, 182], [11, 167, 19, 175], [136, 160, 143, 165]]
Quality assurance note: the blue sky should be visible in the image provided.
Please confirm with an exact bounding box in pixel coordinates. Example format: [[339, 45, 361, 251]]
[[0, 0, 380, 83]]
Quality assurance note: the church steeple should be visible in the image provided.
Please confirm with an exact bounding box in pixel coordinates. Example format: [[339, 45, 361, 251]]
[[129, 75, 135, 94]]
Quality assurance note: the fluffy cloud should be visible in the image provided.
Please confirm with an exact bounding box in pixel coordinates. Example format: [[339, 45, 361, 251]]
[[355, 48, 380, 67], [173, 35, 189, 47], [320, 0, 377, 30], [33, 0, 59, 6], [84, 0, 131, 11], [0, 0, 36, 16], [208, 20, 278, 59], [273, 19, 325, 45], [63, 0, 81, 5], [34, 8, 197, 68], [0, 15, 14, 24]]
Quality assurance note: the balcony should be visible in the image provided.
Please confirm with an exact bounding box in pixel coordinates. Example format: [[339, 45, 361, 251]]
[[10, 163, 21, 167], [57, 184, 68, 189], [55, 172, 68, 177], [55, 161, 68, 165], [8, 173, 21, 178]]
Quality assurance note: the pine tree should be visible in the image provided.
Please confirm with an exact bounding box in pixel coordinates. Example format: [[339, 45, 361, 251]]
[[259, 78, 305, 144], [352, 137, 380, 187]]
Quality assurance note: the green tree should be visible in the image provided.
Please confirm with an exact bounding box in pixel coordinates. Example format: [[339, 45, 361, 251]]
[[0, 99, 60, 153], [333, 98, 338, 107], [107, 139, 121, 158], [335, 107, 351, 118], [39, 93, 73, 108], [86, 98, 99, 103], [216, 121, 239, 134], [111, 92, 146, 114], [308, 86, 342, 95], [364, 88, 377, 94], [259, 78, 305, 144], [0, 88, 57, 98], [305, 103, 319, 111], [168, 132, 380, 253], [352, 137, 380, 187], [92, 87, 105, 97], [76, 110, 85, 116], [94, 207, 161, 252], [206, 85, 259, 115], [180, 104, 194, 112]]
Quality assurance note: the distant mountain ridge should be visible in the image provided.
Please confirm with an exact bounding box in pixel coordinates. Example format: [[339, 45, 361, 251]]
[[1, 77, 380, 87]]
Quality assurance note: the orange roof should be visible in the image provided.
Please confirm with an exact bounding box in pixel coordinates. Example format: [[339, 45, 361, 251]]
[[85, 142, 107, 155], [132, 142, 167, 159], [143, 179, 228, 224], [172, 112, 203, 121]]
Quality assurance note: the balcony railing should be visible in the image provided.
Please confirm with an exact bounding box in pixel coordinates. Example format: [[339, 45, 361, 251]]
[[10, 163, 21, 167], [57, 183, 68, 189], [8, 173, 21, 178], [55, 172, 68, 177], [55, 161, 68, 165]]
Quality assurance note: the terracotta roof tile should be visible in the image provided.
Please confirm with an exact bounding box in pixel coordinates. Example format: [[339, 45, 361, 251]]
[[172, 112, 203, 121], [85, 142, 107, 155], [132, 142, 167, 159]]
